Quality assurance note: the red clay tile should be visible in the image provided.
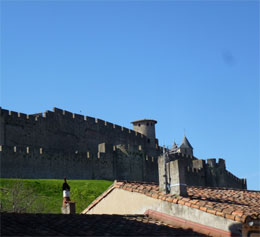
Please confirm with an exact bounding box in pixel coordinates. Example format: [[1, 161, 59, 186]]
[[207, 209, 216, 215], [222, 208, 234, 215], [178, 200, 185, 205], [152, 194, 159, 199], [190, 200, 199, 204], [98, 181, 260, 224], [231, 211, 244, 217], [166, 197, 173, 202], [216, 211, 225, 217], [191, 204, 200, 209], [199, 207, 207, 212], [235, 216, 242, 222], [172, 198, 178, 204], [225, 214, 235, 221]]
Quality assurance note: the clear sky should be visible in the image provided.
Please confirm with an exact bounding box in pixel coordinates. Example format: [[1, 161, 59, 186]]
[[1, 0, 259, 190]]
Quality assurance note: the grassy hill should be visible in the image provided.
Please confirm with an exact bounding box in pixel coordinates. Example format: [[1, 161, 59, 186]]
[[0, 179, 113, 214]]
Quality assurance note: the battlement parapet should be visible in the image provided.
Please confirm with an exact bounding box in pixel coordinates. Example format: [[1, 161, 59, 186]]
[[168, 152, 194, 161], [1, 107, 152, 149], [186, 166, 205, 175], [0, 145, 101, 160], [73, 113, 84, 121], [192, 159, 205, 169], [44, 110, 54, 118], [9, 111, 18, 117], [1, 109, 18, 118], [206, 158, 226, 168], [1, 109, 43, 121], [104, 121, 113, 129], [207, 158, 216, 167], [218, 158, 226, 168], [53, 107, 63, 114], [62, 109, 73, 118], [17, 112, 27, 119], [224, 169, 245, 184]]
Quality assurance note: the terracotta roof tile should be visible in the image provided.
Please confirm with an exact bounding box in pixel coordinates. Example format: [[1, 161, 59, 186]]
[[109, 181, 260, 223]]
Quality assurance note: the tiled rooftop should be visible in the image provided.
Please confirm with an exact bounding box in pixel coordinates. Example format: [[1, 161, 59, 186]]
[[0, 212, 205, 236], [84, 181, 260, 224]]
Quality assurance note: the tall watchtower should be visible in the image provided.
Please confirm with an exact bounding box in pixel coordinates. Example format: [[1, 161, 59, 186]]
[[131, 119, 157, 146]]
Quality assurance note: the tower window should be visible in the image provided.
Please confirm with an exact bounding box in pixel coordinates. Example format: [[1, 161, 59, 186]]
[[147, 123, 149, 126], [138, 124, 141, 127], [147, 139, 150, 143]]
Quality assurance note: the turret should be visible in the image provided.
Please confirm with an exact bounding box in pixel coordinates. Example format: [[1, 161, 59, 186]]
[[177, 136, 193, 156], [169, 141, 178, 154], [131, 119, 157, 146]]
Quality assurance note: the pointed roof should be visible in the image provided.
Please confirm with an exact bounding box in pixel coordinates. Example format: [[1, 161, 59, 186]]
[[179, 136, 193, 149], [172, 141, 178, 148], [171, 141, 178, 152]]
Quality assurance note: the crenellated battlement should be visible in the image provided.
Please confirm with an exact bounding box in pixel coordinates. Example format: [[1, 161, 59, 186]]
[[224, 169, 246, 185], [0, 107, 158, 155], [168, 152, 194, 161], [0, 107, 145, 138], [0, 106, 246, 188], [158, 149, 247, 189], [206, 158, 226, 168], [186, 166, 204, 174], [0, 142, 158, 181], [0, 145, 98, 160]]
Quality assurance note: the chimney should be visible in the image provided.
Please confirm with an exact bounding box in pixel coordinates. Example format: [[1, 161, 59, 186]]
[[168, 159, 187, 196], [61, 202, 76, 214], [158, 151, 187, 196]]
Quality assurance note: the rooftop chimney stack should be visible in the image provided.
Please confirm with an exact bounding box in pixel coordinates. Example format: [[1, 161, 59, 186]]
[[158, 147, 170, 193], [169, 159, 187, 196], [158, 151, 188, 196]]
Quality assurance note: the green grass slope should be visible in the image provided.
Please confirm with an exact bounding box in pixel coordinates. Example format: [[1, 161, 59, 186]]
[[0, 179, 113, 214]]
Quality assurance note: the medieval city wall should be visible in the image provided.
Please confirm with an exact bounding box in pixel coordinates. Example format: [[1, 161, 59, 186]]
[[0, 107, 159, 156], [0, 144, 158, 182], [184, 158, 247, 189], [0, 107, 246, 188]]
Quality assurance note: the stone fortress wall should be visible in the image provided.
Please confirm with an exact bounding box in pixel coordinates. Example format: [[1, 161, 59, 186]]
[[0, 107, 159, 155], [158, 153, 247, 190], [0, 107, 159, 181], [0, 107, 247, 189], [0, 144, 158, 181], [185, 158, 247, 189]]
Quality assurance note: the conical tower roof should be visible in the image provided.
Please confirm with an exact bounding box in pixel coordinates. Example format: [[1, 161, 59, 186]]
[[170, 141, 178, 153], [172, 141, 178, 150], [179, 136, 193, 149]]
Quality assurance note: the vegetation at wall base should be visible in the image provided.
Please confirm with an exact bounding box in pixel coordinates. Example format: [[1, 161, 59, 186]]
[[0, 179, 113, 214]]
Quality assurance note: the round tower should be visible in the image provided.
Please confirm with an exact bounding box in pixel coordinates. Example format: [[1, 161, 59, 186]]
[[131, 119, 157, 145]]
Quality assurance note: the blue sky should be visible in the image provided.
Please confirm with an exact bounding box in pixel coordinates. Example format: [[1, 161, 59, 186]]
[[1, 1, 259, 190]]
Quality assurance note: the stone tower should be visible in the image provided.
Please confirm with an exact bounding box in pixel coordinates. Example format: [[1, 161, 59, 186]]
[[177, 136, 193, 156], [131, 119, 157, 146]]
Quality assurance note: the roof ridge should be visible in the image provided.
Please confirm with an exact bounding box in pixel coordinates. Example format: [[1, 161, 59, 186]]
[[188, 185, 260, 192], [81, 181, 116, 214]]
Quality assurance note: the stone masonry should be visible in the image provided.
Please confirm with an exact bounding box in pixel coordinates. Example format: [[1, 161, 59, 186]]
[[0, 107, 247, 189]]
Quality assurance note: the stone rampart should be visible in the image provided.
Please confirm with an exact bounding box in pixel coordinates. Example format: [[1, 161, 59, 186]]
[[0, 144, 158, 181], [185, 167, 206, 187], [0, 107, 159, 157], [158, 153, 247, 190]]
